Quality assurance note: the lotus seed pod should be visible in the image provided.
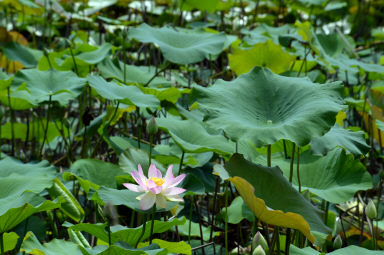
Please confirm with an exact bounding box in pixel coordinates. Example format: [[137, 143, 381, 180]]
[[366, 199, 377, 219], [252, 231, 268, 251], [252, 245, 266, 255], [333, 234, 342, 249], [146, 117, 158, 135]]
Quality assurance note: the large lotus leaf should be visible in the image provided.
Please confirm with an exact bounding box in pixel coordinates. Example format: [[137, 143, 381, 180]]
[[76, 43, 112, 64], [12, 69, 85, 105], [129, 24, 227, 65], [0, 156, 56, 178], [140, 87, 189, 104], [66, 217, 186, 247], [154, 143, 213, 168], [65, 159, 126, 193], [156, 117, 235, 155], [21, 231, 83, 255], [0, 193, 61, 233], [290, 244, 384, 255], [87, 75, 159, 108], [228, 40, 296, 75], [98, 58, 172, 87], [242, 24, 295, 45], [225, 154, 330, 234], [0, 175, 53, 202], [255, 148, 372, 204], [82, 244, 167, 255], [138, 239, 191, 255], [221, 196, 254, 224], [229, 176, 315, 243], [194, 67, 344, 147], [0, 42, 42, 68], [119, 147, 166, 176], [0, 86, 37, 110], [310, 124, 370, 157]]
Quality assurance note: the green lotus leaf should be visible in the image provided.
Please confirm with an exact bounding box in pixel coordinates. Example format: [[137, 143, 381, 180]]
[[87, 75, 159, 108], [255, 148, 372, 204], [0, 42, 42, 68], [225, 153, 330, 234], [21, 231, 83, 255], [0, 156, 56, 178], [82, 243, 167, 255], [98, 58, 172, 87], [129, 24, 227, 65], [119, 147, 166, 176], [228, 40, 296, 75], [64, 159, 126, 193], [194, 67, 344, 147], [310, 124, 370, 157], [66, 217, 186, 247], [290, 244, 384, 255], [138, 239, 191, 255], [12, 69, 85, 105], [156, 117, 235, 155], [76, 43, 112, 64], [0, 193, 61, 233], [221, 196, 254, 224]]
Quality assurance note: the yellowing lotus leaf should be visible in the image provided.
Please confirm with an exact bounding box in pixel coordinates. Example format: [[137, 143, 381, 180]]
[[228, 176, 316, 244], [228, 40, 295, 75]]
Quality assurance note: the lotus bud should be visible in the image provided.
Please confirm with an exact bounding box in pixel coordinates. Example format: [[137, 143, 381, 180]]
[[366, 199, 377, 220], [333, 217, 343, 235], [252, 245, 266, 255], [252, 232, 268, 251], [146, 117, 158, 135], [333, 235, 342, 249]]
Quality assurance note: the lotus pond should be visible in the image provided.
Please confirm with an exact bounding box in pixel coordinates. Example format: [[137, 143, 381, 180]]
[[0, 0, 384, 254]]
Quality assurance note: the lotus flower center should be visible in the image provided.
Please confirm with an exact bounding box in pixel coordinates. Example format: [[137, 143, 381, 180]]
[[150, 177, 165, 186]]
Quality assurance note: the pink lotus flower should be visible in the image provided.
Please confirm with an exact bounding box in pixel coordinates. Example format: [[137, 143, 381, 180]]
[[123, 164, 186, 210]]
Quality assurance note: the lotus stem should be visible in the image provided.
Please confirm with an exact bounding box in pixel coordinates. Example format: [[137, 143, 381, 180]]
[[178, 150, 185, 175], [188, 198, 193, 244], [225, 182, 229, 255], [267, 144, 272, 167], [39, 95, 52, 159], [289, 143, 296, 183], [7, 87, 15, 156], [149, 205, 156, 244], [296, 146, 301, 192], [148, 135, 153, 166], [0, 232, 3, 255], [135, 214, 147, 248]]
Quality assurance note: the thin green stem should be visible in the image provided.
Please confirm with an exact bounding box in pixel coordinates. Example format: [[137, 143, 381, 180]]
[[178, 150, 185, 175], [267, 144, 272, 167], [135, 214, 147, 248], [296, 146, 301, 192], [0, 233, 3, 255], [39, 95, 52, 158], [289, 143, 296, 183], [225, 182, 229, 255], [148, 135, 153, 166], [188, 198, 193, 244], [7, 87, 15, 156], [149, 205, 156, 244]]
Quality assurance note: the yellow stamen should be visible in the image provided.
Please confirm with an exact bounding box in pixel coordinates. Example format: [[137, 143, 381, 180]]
[[149, 177, 165, 186]]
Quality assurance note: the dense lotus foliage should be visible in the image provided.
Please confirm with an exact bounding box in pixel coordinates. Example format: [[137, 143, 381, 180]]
[[0, 0, 384, 254]]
